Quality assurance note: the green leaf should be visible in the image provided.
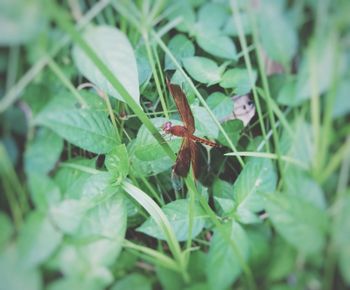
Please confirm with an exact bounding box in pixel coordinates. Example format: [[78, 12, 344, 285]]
[[218, 120, 243, 148], [246, 225, 271, 271], [36, 107, 119, 154], [233, 158, 277, 222], [212, 178, 234, 214], [156, 265, 185, 290], [0, 212, 13, 251], [332, 80, 350, 119], [75, 194, 127, 266], [195, 31, 237, 60], [105, 144, 129, 183], [47, 269, 113, 290], [220, 68, 257, 95], [207, 92, 234, 121], [137, 199, 207, 242], [50, 199, 89, 234], [183, 57, 221, 85], [278, 35, 340, 106], [279, 118, 313, 168], [110, 273, 152, 290], [0, 245, 41, 290], [130, 118, 178, 176], [135, 44, 152, 85], [28, 173, 61, 211], [72, 25, 140, 104], [197, 2, 229, 31], [165, 34, 195, 70], [24, 127, 63, 175], [224, 12, 251, 36], [258, 2, 298, 64], [332, 194, 350, 285], [192, 105, 219, 139], [0, 0, 45, 45], [206, 221, 249, 290], [265, 193, 328, 255], [17, 211, 62, 267], [167, 0, 196, 33], [54, 157, 97, 196], [283, 166, 326, 210], [267, 236, 296, 281]]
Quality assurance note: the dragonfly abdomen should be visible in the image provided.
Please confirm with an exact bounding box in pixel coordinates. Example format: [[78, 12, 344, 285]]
[[190, 135, 220, 147]]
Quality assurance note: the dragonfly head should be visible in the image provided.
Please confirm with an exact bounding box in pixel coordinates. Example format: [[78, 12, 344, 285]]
[[162, 121, 172, 133]]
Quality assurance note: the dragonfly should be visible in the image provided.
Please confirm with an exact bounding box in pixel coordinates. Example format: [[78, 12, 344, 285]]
[[162, 79, 220, 179]]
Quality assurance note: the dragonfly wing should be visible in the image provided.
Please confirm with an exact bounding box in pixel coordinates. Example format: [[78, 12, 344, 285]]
[[190, 140, 200, 179], [166, 78, 195, 134], [173, 138, 191, 177]]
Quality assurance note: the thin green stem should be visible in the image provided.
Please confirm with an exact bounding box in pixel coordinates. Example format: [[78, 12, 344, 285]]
[[230, 0, 269, 153], [143, 31, 169, 119]]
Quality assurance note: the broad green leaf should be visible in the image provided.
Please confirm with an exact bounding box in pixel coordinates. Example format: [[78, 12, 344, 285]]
[[110, 273, 152, 290], [234, 158, 277, 217], [17, 211, 62, 267], [278, 35, 340, 106], [165, 34, 195, 70], [36, 107, 119, 154], [0, 212, 13, 251], [72, 25, 140, 104], [207, 92, 234, 121], [156, 265, 185, 290], [135, 44, 152, 85], [265, 193, 328, 255], [183, 57, 221, 84], [78, 172, 112, 201], [332, 80, 350, 119], [332, 194, 350, 285], [133, 118, 180, 162], [279, 118, 313, 168], [220, 68, 257, 95], [28, 173, 61, 211], [50, 199, 89, 234], [187, 251, 207, 282], [76, 194, 127, 266], [192, 105, 219, 139], [0, 245, 41, 290], [105, 144, 129, 183], [283, 166, 326, 210], [195, 31, 237, 60], [130, 118, 178, 176], [47, 268, 113, 290], [224, 12, 252, 36], [258, 2, 298, 64], [54, 157, 97, 196], [0, 0, 45, 45], [197, 2, 229, 31], [24, 127, 63, 175], [167, 0, 196, 33], [267, 236, 296, 281], [206, 221, 249, 290], [246, 225, 271, 271], [218, 120, 243, 148], [137, 199, 207, 242]]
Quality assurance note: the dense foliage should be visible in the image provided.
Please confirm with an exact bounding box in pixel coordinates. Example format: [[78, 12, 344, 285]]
[[0, 0, 349, 290]]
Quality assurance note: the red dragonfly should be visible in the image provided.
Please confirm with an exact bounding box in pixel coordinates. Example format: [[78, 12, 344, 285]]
[[162, 79, 220, 179]]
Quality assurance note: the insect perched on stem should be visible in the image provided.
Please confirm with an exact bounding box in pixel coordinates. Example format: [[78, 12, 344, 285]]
[[162, 78, 220, 179]]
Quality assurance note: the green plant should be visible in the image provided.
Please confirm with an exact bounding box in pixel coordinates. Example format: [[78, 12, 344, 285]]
[[0, 0, 349, 290]]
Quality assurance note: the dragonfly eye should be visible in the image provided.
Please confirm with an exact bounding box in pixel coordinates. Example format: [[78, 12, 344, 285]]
[[162, 121, 172, 132]]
